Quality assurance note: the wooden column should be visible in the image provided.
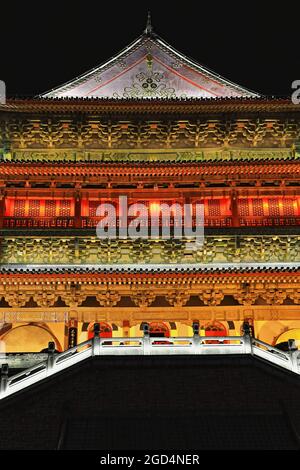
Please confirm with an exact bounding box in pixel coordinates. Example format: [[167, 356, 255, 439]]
[[74, 192, 82, 229], [230, 190, 239, 228], [184, 196, 192, 231], [122, 320, 130, 338], [0, 190, 6, 229]]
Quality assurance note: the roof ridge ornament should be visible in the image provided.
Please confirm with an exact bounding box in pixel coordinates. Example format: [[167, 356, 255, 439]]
[[144, 11, 153, 35]]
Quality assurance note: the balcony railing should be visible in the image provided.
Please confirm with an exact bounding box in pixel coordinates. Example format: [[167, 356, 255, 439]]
[[239, 216, 300, 227], [2, 215, 300, 229], [0, 333, 299, 400], [81, 216, 233, 228], [3, 217, 75, 228]]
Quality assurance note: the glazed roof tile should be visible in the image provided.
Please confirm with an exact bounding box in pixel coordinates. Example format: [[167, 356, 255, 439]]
[[0, 160, 299, 176], [0, 262, 299, 275]]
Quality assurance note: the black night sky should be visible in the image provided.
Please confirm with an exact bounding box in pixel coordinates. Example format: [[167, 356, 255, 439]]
[[1, 1, 299, 97]]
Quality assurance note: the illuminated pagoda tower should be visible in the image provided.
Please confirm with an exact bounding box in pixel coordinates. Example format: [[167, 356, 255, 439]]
[[0, 15, 300, 355]]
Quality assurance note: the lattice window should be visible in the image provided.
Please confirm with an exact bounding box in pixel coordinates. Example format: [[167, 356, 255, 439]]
[[192, 200, 204, 217], [89, 201, 100, 217], [207, 200, 221, 217], [268, 198, 280, 217], [28, 200, 41, 217], [161, 200, 183, 217], [45, 200, 56, 217], [89, 200, 117, 217], [252, 199, 264, 217], [282, 198, 295, 217], [13, 200, 26, 217], [238, 199, 250, 217], [134, 200, 150, 217], [136, 200, 150, 208], [160, 200, 173, 206], [104, 200, 117, 209], [59, 200, 71, 217]]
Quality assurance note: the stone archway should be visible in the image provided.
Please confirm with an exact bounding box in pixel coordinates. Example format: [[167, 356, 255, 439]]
[[0, 323, 62, 353]]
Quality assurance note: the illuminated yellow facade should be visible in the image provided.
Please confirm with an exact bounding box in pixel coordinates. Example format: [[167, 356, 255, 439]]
[[1, 22, 300, 353]]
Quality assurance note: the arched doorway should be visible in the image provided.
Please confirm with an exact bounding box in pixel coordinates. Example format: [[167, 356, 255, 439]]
[[256, 321, 286, 345], [149, 321, 170, 344], [203, 321, 228, 344], [87, 322, 113, 340], [149, 322, 170, 337], [0, 324, 62, 353], [275, 329, 300, 350]]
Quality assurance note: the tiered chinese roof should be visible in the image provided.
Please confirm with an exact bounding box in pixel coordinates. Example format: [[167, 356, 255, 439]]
[[41, 15, 258, 100], [0, 16, 299, 284]]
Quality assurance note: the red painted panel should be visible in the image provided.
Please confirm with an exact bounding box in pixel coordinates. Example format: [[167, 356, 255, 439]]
[[149, 321, 170, 344], [88, 322, 113, 340], [204, 321, 228, 344]]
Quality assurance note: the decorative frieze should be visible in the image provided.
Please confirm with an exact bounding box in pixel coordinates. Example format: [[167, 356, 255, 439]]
[[96, 291, 121, 307], [1, 236, 300, 264], [165, 291, 190, 307], [0, 281, 299, 309], [131, 291, 156, 308], [200, 290, 224, 306], [0, 116, 298, 162], [2, 148, 295, 164]]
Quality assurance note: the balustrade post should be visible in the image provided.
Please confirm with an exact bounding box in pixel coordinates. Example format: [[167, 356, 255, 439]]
[[143, 323, 151, 355], [288, 339, 299, 374], [242, 321, 252, 354], [0, 363, 9, 396], [192, 321, 201, 354], [92, 323, 101, 356], [47, 341, 56, 372]]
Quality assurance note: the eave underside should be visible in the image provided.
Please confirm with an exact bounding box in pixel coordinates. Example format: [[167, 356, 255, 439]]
[[1, 160, 300, 177], [1, 97, 298, 115], [0, 265, 298, 279]]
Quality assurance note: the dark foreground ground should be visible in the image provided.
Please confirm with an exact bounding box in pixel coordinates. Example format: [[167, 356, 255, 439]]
[[0, 355, 300, 450]]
